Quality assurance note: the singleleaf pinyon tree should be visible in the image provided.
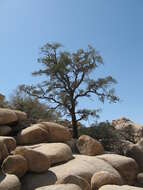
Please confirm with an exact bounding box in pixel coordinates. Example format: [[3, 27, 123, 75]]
[[21, 43, 119, 138]]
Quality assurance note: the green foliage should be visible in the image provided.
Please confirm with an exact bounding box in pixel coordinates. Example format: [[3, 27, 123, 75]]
[[79, 121, 126, 154], [21, 42, 119, 138], [0, 93, 8, 108], [9, 86, 60, 124]]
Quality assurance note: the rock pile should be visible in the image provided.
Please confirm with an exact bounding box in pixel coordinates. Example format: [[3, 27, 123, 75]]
[[0, 108, 143, 190]]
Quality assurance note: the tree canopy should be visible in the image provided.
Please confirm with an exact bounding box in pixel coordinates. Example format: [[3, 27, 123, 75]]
[[21, 43, 119, 138]]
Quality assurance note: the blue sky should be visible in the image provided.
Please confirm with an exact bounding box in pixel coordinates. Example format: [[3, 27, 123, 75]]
[[0, 0, 143, 125]]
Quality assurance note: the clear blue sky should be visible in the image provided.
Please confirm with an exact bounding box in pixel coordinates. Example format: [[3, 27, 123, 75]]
[[0, 0, 143, 125]]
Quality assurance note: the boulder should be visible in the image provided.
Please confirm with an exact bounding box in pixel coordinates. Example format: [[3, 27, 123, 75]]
[[13, 147, 51, 173], [99, 185, 143, 190], [91, 171, 123, 190], [35, 184, 82, 190], [0, 126, 12, 136], [56, 175, 91, 190], [0, 137, 16, 162], [40, 122, 72, 142], [16, 124, 49, 145], [17, 122, 71, 145], [137, 173, 143, 185], [2, 155, 28, 177], [0, 173, 21, 190], [97, 154, 138, 185], [77, 135, 104, 156], [31, 143, 73, 165], [112, 117, 143, 143], [13, 110, 27, 121], [0, 108, 18, 125], [126, 139, 143, 172], [21, 155, 122, 190], [0, 137, 16, 153]]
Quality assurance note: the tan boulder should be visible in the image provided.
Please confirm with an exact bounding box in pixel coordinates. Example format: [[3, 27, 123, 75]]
[[91, 171, 123, 190], [31, 143, 73, 165], [2, 155, 28, 177], [56, 175, 91, 190], [40, 122, 72, 142], [35, 184, 82, 190], [77, 135, 104, 156], [17, 122, 71, 145], [0, 142, 9, 161], [0, 136, 16, 153], [0, 126, 12, 136], [0, 108, 18, 125], [126, 139, 143, 172], [137, 173, 143, 185], [97, 154, 138, 185], [21, 155, 122, 190], [99, 185, 143, 190], [0, 173, 21, 190], [13, 147, 51, 173], [13, 110, 27, 121], [16, 124, 49, 145]]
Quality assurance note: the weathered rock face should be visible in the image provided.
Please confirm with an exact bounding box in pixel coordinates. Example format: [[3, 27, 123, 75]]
[[0, 126, 12, 136], [13, 110, 27, 122], [0, 136, 16, 162], [137, 173, 143, 185], [2, 155, 28, 177], [0, 109, 18, 125], [56, 175, 91, 190], [0, 173, 21, 190], [13, 147, 51, 173], [77, 135, 104, 156], [97, 154, 138, 185], [30, 143, 73, 165], [112, 117, 143, 143], [91, 171, 123, 190], [17, 122, 71, 145], [126, 139, 143, 172], [21, 155, 122, 190], [99, 185, 143, 190], [35, 184, 82, 190]]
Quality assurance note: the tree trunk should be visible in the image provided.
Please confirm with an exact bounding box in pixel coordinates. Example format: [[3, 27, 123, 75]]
[[71, 113, 78, 139]]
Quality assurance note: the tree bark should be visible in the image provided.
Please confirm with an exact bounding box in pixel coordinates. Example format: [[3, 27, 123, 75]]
[[71, 113, 78, 139]]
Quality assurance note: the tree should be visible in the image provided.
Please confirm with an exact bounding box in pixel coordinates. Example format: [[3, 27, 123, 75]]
[[21, 43, 119, 138], [9, 86, 60, 124], [0, 93, 8, 108]]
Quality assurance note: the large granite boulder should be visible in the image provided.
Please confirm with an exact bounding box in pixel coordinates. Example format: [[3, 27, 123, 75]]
[[77, 135, 104, 156], [91, 171, 123, 190], [2, 155, 28, 177], [56, 175, 91, 190], [0, 137, 16, 162], [0, 173, 21, 190], [30, 143, 73, 165], [0, 109, 18, 125], [21, 155, 122, 190], [35, 184, 82, 190], [126, 138, 143, 172], [97, 154, 138, 185], [17, 122, 71, 145], [13, 147, 51, 173], [0, 126, 12, 136], [99, 185, 143, 190]]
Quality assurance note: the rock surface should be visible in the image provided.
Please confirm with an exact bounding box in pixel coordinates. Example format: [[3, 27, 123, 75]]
[[0, 126, 12, 136], [13, 147, 51, 173], [17, 122, 71, 145], [97, 154, 138, 185], [77, 135, 104, 156], [21, 155, 122, 190], [0, 109, 18, 125], [35, 184, 82, 190], [0, 173, 21, 190], [91, 171, 123, 190], [2, 155, 28, 177], [99, 185, 143, 190], [56, 175, 91, 190]]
